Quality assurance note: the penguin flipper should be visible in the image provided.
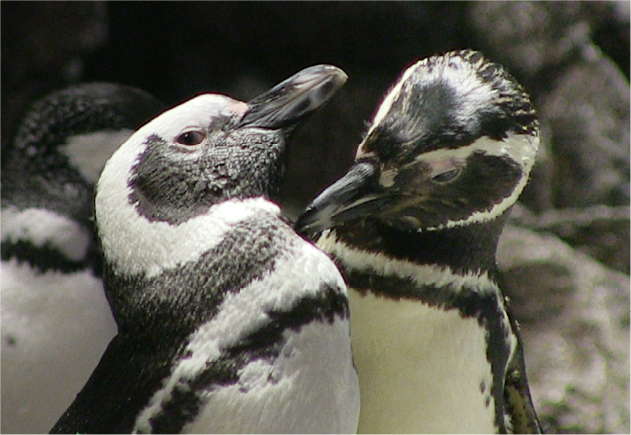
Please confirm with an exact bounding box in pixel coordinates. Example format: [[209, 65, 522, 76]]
[[49, 332, 178, 434], [503, 310, 542, 434], [504, 358, 542, 433]]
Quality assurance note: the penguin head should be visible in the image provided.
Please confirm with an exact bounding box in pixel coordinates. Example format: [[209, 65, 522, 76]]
[[297, 50, 539, 234], [1, 83, 165, 224], [97, 65, 347, 226]]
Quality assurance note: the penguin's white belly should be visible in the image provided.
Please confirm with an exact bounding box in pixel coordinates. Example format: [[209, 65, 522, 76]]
[[184, 317, 360, 434], [1, 260, 117, 434], [349, 288, 496, 434]]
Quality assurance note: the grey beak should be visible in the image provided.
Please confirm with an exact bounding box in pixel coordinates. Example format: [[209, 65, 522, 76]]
[[239, 64, 348, 130], [296, 161, 393, 234]]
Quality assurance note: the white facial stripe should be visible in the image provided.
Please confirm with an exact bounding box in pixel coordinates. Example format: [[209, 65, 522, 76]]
[[378, 167, 398, 188], [356, 62, 420, 158], [133, 240, 347, 432], [1, 206, 91, 262], [133, 93, 246, 146], [430, 164, 530, 231], [412, 133, 539, 231], [367, 64, 418, 136], [317, 230, 497, 294], [61, 130, 134, 183], [97, 192, 281, 278], [414, 134, 538, 172]]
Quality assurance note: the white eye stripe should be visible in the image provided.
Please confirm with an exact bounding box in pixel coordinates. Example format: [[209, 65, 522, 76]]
[[410, 134, 538, 230], [425, 158, 460, 177], [380, 134, 537, 191], [413, 134, 538, 172]]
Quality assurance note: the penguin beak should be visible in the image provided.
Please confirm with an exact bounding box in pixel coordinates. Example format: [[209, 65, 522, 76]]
[[296, 161, 397, 233], [238, 65, 348, 130]]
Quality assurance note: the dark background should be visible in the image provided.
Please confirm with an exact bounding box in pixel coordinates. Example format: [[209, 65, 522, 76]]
[[2, 2, 629, 433]]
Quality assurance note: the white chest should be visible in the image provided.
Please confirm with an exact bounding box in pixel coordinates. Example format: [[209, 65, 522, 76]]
[[349, 288, 497, 434], [1, 260, 117, 434], [183, 318, 360, 434]]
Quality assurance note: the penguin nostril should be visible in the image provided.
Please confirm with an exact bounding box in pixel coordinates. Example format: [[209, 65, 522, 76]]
[[176, 130, 206, 146]]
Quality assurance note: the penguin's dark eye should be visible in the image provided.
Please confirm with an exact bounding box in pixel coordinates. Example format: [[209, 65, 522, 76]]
[[427, 158, 463, 184], [431, 167, 461, 184], [176, 130, 206, 146]]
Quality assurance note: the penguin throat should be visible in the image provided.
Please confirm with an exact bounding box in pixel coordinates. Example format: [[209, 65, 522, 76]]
[[333, 211, 509, 276]]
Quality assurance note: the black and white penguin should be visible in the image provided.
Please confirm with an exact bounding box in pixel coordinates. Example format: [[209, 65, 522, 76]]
[[297, 50, 541, 433], [1, 83, 165, 434], [50, 65, 360, 433]]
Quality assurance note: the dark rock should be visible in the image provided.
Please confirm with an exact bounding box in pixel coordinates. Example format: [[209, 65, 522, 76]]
[[509, 204, 630, 275], [1, 1, 108, 147], [539, 56, 630, 208], [468, 1, 630, 210], [538, 206, 628, 274], [584, 1, 630, 80], [467, 2, 593, 86]]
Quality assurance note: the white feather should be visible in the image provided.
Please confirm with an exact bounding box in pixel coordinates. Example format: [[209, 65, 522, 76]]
[[317, 230, 498, 293], [348, 288, 496, 433], [1, 259, 116, 434], [1, 206, 91, 262], [61, 129, 134, 183], [184, 318, 359, 434], [317, 231, 513, 433], [133, 236, 358, 433]]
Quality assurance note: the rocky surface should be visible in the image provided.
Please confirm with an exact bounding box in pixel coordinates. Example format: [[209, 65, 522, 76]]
[[499, 225, 630, 434], [469, 1, 630, 211], [2, 2, 628, 433]]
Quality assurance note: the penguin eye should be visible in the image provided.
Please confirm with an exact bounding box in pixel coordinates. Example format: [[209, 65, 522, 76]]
[[176, 130, 206, 146], [431, 167, 461, 184]]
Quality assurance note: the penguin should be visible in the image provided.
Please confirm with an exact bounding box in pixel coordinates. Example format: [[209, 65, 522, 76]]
[[50, 65, 360, 434], [296, 50, 542, 433], [1, 83, 165, 434]]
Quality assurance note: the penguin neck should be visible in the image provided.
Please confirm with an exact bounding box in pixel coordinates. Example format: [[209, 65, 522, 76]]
[[102, 266, 199, 341], [100, 205, 293, 339], [332, 211, 517, 434], [332, 209, 510, 277]]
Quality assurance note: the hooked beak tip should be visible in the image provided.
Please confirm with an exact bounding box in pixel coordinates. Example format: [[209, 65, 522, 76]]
[[239, 64, 348, 130]]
